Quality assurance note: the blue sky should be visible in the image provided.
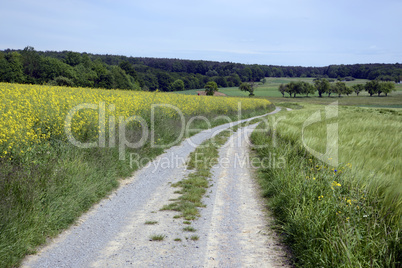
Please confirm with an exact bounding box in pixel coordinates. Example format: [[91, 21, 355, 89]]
[[1, 0, 401, 66]]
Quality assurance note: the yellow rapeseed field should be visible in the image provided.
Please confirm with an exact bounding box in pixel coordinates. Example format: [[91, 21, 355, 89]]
[[0, 83, 271, 159]]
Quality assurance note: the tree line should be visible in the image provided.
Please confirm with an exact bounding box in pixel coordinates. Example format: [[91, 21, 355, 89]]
[[278, 79, 396, 98], [1, 47, 401, 91]]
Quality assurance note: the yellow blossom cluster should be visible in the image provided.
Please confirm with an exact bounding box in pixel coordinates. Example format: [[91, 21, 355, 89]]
[[0, 83, 271, 158]]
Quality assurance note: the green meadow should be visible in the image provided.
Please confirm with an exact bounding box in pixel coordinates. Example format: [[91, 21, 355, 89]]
[[177, 77, 402, 106]]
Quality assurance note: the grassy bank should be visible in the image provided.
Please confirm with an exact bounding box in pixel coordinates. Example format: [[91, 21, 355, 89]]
[[0, 82, 273, 267], [250, 106, 401, 267]]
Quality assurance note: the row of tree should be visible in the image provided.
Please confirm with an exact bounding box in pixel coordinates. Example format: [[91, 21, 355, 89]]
[[81, 54, 402, 82], [279, 79, 396, 98], [1, 47, 401, 91]]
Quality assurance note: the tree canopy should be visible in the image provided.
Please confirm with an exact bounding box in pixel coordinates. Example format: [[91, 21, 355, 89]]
[[204, 81, 218, 96], [239, 82, 256, 96]]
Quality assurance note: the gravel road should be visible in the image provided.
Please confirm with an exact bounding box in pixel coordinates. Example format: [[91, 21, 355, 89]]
[[22, 107, 290, 268]]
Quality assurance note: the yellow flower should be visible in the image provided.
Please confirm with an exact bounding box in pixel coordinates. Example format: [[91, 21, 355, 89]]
[[331, 181, 341, 190], [0, 82, 271, 160]]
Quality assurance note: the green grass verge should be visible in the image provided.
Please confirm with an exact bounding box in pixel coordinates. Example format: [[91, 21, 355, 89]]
[[149, 234, 166, 241], [160, 128, 234, 221], [144, 221, 158, 225], [190, 235, 199, 241], [183, 226, 197, 232], [250, 108, 401, 267]]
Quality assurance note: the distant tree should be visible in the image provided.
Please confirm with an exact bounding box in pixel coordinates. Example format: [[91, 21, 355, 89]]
[[111, 66, 133, 90], [240, 67, 253, 81], [278, 83, 287, 97], [314, 78, 330, 97], [73, 64, 97, 87], [334, 81, 347, 97], [379, 81, 395, 96], [81, 53, 93, 68], [206, 69, 219, 77], [307, 83, 316, 96], [0, 52, 9, 82], [287, 82, 299, 98], [365, 80, 380, 96], [288, 81, 307, 98], [156, 72, 173, 91], [1, 52, 25, 83], [172, 61, 186, 72], [228, 74, 242, 87], [64, 52, 82, 66], [251, 66, 264, 81], [205, 81, 218, 96], [261, 78, 267, 84], [328, 83, 337, 97], [21, 46, 42, 83], [352, 84, 364, 96], [119, 61, 138, 81], [344, 85, 353, 96], [140, 72, 159, 90], [239, 82, 256, 96], [170, 79, 185, 91], [300, 81, 315, 97], [213, 76, 228, 87], [278, 81, 316, 97], [41, 57, 75, 83], [93, 60, 114, 89]]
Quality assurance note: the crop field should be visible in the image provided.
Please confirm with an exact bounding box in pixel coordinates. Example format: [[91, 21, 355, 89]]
[[251, 98, 401, 266], [0, 83, 271, 160], [0, 82, 272, 267]]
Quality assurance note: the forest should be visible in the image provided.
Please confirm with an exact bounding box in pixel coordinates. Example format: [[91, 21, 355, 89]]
[[1, 46, 401, 91]]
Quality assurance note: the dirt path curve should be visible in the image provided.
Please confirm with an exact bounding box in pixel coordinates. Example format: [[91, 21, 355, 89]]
[[22, 107, 290, 268]]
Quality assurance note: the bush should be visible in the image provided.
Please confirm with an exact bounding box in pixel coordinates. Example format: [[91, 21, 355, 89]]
[[48, 76, 75, 87]]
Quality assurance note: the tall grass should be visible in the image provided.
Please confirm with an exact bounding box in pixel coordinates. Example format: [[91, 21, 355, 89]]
[[251, 106, 401, 267], [277, 105, 401, 215]]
